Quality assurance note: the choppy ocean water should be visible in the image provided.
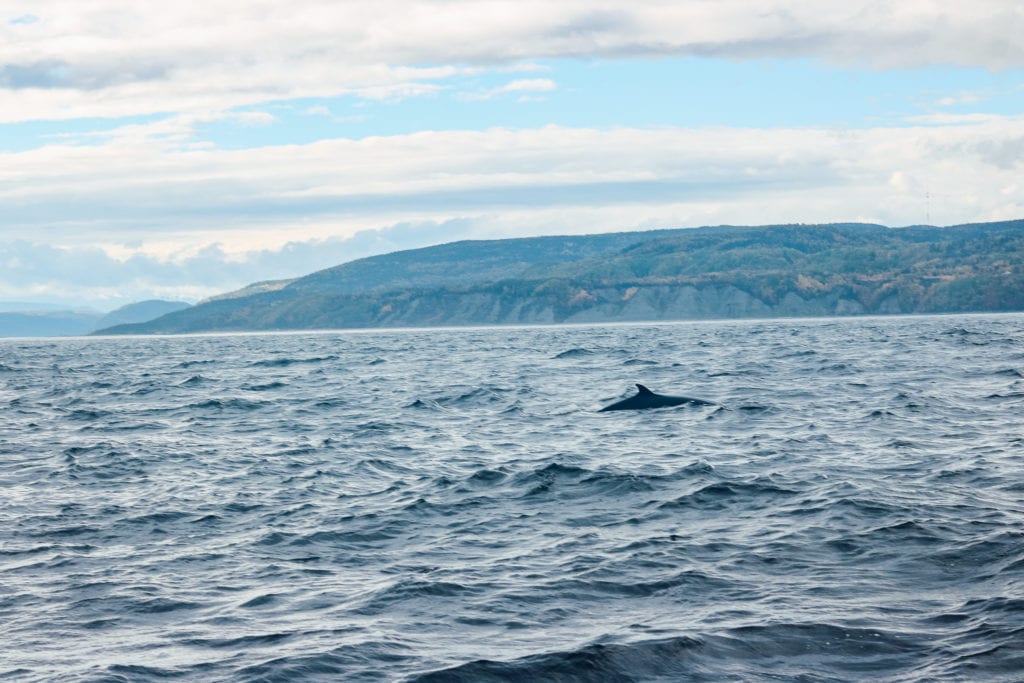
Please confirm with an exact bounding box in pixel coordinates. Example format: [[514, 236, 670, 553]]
[[2, 315, 1023, 682]]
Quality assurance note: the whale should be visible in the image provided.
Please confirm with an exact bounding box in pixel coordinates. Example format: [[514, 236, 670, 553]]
[[599, 384, 715, 412]]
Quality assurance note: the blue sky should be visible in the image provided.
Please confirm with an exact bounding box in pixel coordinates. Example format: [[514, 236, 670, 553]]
[[7, 59, 1023, 151], [1, 1, 1023, 310]]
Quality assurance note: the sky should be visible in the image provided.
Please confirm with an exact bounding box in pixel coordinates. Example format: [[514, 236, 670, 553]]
[[2, 1, 1023, 311]]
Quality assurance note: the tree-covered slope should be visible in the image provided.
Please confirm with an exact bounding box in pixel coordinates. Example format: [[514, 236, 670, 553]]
[[285, 230, 680, 295]]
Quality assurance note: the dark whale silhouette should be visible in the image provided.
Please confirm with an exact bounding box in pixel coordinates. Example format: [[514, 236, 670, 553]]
[[599, 384, 715, 412]]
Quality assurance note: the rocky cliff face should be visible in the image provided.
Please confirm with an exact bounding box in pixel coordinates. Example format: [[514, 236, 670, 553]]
[[352, 282, 906, 328]]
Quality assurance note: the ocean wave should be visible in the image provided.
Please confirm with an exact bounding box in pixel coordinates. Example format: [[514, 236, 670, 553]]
[[187, 398, 269, 411], [412, 636, 705, 682], [4, 315, 1023, 681], [242, 381, 289, 391], [553, 348, 594, 359], [250, 355, 339, 368]]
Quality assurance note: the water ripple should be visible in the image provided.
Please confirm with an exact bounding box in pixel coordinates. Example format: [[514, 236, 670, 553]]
[[2, 314, 1023, 681]]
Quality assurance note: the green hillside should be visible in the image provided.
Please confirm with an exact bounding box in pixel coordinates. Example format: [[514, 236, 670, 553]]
[[97, 220, 1024, 334]]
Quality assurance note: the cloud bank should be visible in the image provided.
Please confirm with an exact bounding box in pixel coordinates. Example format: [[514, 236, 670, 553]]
[[2, 1, 1023, 121], [0, 219, 482, 309], [5, 119, 1022, 239]]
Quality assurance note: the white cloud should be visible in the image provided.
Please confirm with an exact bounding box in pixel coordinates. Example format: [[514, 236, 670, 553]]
[[2, 115, 1021, 257], [461, 78, 558, 101], [936, 91, 982, 107], [302, 105, 367, 124], [2, 1, 1023, 122], [903, 112, 1003, 125], [353, 81, 446, 102], [233, 111, 276, 127]]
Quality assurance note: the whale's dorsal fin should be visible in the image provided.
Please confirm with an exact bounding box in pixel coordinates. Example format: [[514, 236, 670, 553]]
[[635, 384, 654, 396]]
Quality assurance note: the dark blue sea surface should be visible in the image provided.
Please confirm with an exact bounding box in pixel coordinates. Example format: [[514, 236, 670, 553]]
[[2, 316, 1023, 681]]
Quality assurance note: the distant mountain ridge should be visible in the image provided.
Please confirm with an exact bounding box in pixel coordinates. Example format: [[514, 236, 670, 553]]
[[97, 219, 1024, 335], [0, 299, 191, 338], [0, 311, 102, 337], [93, 300, 192, 331]]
